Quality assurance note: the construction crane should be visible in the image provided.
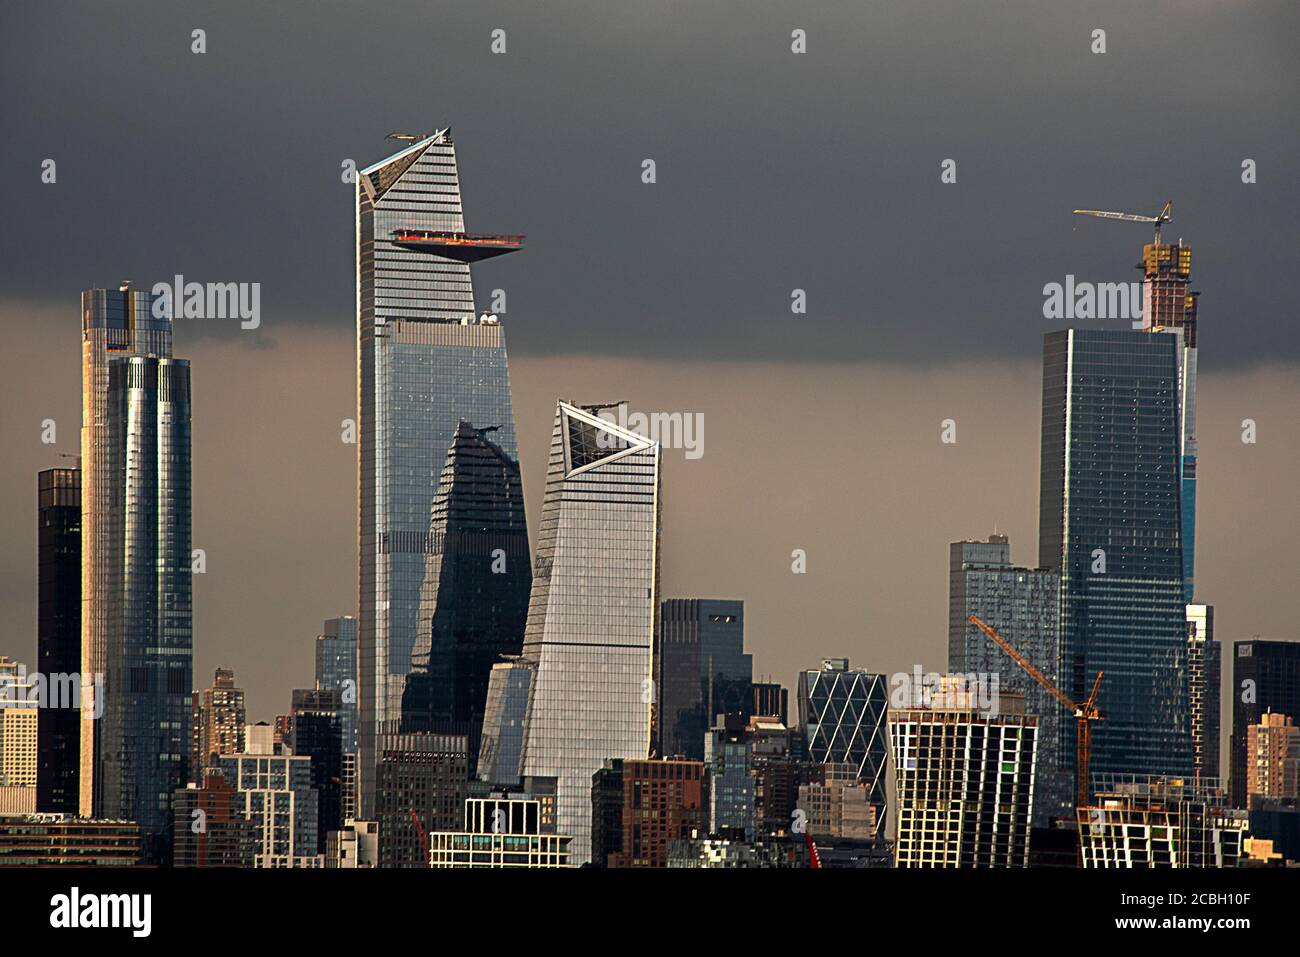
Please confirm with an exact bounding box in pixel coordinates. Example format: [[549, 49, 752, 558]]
[[407, 807, 429, 864], [968, 614, 1104, 808], [1073, 199, 1173, 245]]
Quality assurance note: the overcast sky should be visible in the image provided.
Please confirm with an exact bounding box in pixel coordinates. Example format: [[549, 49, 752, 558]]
[[1, 2, 1296, 736]]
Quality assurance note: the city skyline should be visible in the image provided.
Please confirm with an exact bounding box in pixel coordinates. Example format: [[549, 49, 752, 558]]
[[2, 2, 1298, 895]]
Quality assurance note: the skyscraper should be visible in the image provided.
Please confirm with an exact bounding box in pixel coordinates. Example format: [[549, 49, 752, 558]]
[[516, 402, 662, 865], [1137, 239, 1200, 602], [356, 131, 528, 816], [1186, 603, 1221, 782], [289, 688, 345, 851], [102, 354, 193, 860], [191, 668, 246, 784], [890, 680, 1038, 867], [315, 616, 357, 754], [948, 535, 1066, 823], [657, 598, 752, 760], [796, 658, 889, 827], [36, 466, 80, 813], [79, 284, 178, 825], [1231, 640, 1300, 807], [400, 421, 530, 772], [1039, 329, 1191, 788]]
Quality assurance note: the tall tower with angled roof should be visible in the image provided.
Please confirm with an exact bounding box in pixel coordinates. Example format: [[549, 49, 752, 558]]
[[514, 402, 662, 865], [356, 131, 529, 816]]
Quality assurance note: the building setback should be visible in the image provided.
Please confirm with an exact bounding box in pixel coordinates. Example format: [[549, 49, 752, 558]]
[[36, 466, 81, 814], [355, 131, 528, 818]]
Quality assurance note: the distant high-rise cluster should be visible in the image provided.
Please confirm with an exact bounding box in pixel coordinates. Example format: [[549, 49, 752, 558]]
[[7, 134, 1296, 878]]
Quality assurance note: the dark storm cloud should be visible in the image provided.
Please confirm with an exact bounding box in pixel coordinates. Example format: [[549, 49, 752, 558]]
[[2, 0, 1296, 367]]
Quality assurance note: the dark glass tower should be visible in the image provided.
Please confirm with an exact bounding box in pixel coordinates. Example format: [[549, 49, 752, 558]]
[[1039, 329, 1191, 790], [656, 598, 752, 760], [315, 616, 357, 754], [36, 466, 80, 813], [356, 131, 528, 816], [290, 688, 344, 852], [1230, 640, 1300, 808], [400, 421, 530, 772]]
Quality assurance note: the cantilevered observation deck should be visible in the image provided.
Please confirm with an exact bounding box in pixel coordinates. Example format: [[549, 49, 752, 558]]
[[391, 229, 525, 263]]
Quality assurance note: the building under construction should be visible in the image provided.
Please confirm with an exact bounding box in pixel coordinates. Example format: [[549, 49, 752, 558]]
[[1077, 775, 1248, 868]]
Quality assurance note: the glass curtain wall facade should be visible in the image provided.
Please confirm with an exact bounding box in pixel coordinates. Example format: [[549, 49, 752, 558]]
[[356, 131, 527, 816], [517, 402, 662, 865], [315, 616, 357, 754], [104, 356, 193, 862], [657, 598, 751, 760], [477, 656, 535, 787], [79, 286, 174, 820], [400, 421, 530, 773], [1039, 329, 1191, 789], [948, 536, 1066, 824], [36, 466, 81, 813], [797, 660, 889, 827]]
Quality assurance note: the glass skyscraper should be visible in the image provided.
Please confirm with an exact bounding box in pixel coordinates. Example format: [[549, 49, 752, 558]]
[[948, 535, 1066, 824], [796, 658, 889, 828], [400, 420, 531, 773], [516, 402, 662, 865], [80, 285, 175, 821], [315, 615, 357, 754], [356, 131, 528, 815], [80, 287, 192, 862], [656, 598, 752, 760], [36, 466, 81, 814], [1039, 329, 1191, 789]]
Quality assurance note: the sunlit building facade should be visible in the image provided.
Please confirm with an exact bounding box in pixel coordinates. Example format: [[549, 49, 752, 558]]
[[516, 402, 662, 865], [356, 131, 528, 816]]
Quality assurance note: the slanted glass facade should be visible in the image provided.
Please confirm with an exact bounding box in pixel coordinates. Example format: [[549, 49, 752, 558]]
[[517, 403, 661, 865], [400, 422, 530, 774], [1039, 329, 1191, 788], [356, 132, 527, 815]]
